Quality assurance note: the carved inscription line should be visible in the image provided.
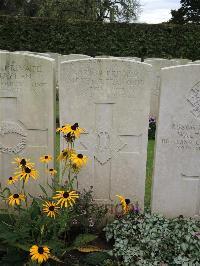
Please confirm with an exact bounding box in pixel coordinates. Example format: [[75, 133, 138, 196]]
[[161, 122, 200, 151]]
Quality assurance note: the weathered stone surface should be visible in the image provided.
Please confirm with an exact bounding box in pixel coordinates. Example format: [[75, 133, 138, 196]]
[[145, 59, 178, 118], [120, 57, 141, 61], [170, 58, 191, 65], [190, 60, 200, 64], [0, 52, 55, 195], [61, 54, 91, 61], [152, 64, 200, 218], [60, 58, 152, 207]]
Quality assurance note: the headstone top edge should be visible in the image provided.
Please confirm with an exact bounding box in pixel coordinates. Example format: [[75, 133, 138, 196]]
[[0, 51, 55, 62], [161, 64, 200, 72], [61, 58, 153, 68]]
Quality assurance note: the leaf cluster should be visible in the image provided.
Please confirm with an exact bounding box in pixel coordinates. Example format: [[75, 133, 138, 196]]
[[104, 212, 200, 265]]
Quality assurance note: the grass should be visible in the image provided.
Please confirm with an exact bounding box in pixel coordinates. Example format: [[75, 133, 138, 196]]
[[145, 139, 155, 208]]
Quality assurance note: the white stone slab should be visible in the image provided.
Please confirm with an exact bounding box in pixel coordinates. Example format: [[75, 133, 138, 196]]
[[61, 54, 91, 61], [145, 59, 178, 118], [60, 58, 152, 207], [152, 64, 200, 218], [120, 57, 141, 61], [190, 60, 200, 64], [170, 58, 192, 65], [0, 52, 55, 196]]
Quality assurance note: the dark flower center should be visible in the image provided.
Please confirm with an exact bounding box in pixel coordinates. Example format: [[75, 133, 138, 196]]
[[13, 194, 19, 199], [25, 167, 31, 174], [125, 199, 130, 205], [49, 206, 55, 211], [45, 156, 49, 159], [63, 151, 68, 157], [20, 159, 26, 165], [9, 176, 13, 180], [49, 168, 53, 171], [71, 123, 79, 130], [77, 154, 83, 159], [63, 192, 69, 198], [38, 247, 44, 254]]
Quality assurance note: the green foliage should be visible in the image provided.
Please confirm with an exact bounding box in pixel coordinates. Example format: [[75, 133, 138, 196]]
[[82, 252, 115, 266], [0, 16, 200, 60], [170, 0, 200, 24], [73, 188, 108, 233], [105, 212, 200, 265], [0, 188, 107, 264], [0, 0, 140, 22], [73, 234, 98, 247]]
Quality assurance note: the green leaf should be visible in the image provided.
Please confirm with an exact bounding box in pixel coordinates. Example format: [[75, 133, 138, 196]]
[[73, 233, 98, 248], [39, 184, 48, 197]]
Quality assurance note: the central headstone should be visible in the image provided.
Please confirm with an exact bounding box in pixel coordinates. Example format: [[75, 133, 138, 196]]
[[0, 52, 55, 195], [152, 64, 200, 218], [60, 58, 152, 207]]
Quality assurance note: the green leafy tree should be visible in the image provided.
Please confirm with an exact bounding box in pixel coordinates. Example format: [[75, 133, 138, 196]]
[[0, 0, 141, 22], [0, 0, 40, 16], [170, 0, 200, 24]]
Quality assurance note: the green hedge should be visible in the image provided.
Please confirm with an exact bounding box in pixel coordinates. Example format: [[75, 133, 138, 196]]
[[0, 15, 200, 60]]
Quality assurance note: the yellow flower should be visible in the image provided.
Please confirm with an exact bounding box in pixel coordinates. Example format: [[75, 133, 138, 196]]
[[57, 123, 85, 138], [8, 193, 25, 206], [7, 176, 18, 185], [53, 190, 79, 208], [15, 166, 38, 183], [43, 201, 59, 218], [12, 157, 34, 168], [70, 153, 88, 167], [47, 168, 57, 176], [40, 155, 52, 163], [56, 124, 68, 133], [30, 245, 50, 264], [57, 148, 75, 161], [116, 195, 130, 214]]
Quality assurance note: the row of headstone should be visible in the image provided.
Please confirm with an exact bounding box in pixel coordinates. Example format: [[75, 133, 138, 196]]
[[0, 51, 199, 218]]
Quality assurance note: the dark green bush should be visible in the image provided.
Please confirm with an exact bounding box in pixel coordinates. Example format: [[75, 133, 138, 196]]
[[0, 16, 200, 60]]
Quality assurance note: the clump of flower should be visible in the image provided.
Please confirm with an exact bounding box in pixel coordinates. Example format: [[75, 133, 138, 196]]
[[0, 122, 96, 264]]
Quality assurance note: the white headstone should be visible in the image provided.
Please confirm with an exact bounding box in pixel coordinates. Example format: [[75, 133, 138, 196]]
[[120, 57, 141, 62], [152, 64, 200, 218], [18, 51, 60, 91], [145, 59, 178, 118], [190, 60, 200, 64], [0, 52, 55, 195], [60, 58, 152, 207], [61, 54, 91, 62], [170, 58, 191, 65]]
